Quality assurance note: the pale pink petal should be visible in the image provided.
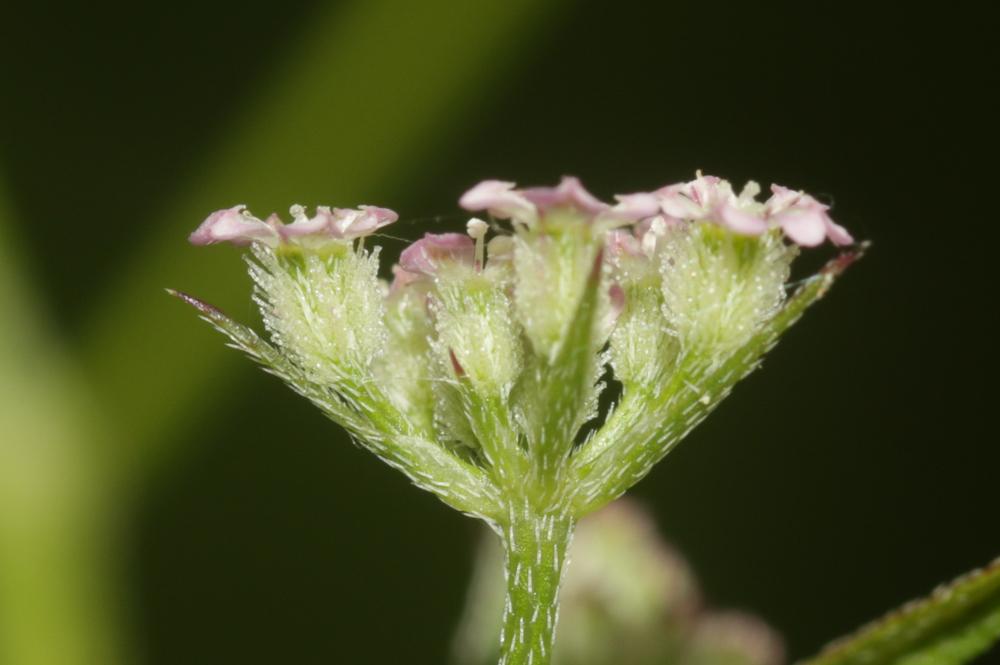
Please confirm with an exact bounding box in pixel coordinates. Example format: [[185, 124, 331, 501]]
[[279, 205, 331, 239], [459, 180, 537, 222], [520, 176, 610, 215], [280, 204, 399, 241], [341, 205, 398, 237], [189, 205, 280, 246], [610, 192, 661, 221], [327, 208, 358, 236], [359, 205, 398, 228], [715, 202, 769, 235], [765, 185, 853, 246], [764, 184, 804, 216], [772, 208, 828, 247], [687, 174, 723, 206], [399, 233, 475, 275], [655, 183, 708, 220], [824, 218, 855, 246]]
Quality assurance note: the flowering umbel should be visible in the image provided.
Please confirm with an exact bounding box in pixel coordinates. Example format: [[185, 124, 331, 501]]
[[174, 174, 863, 665]]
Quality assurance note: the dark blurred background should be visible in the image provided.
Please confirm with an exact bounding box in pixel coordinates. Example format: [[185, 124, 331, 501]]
[[1, 1, 997, 663]]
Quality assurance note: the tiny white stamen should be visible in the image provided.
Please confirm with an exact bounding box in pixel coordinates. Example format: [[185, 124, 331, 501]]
[[467, 217, 488, 239], [468, 217, 488, 270], [740, 180, 761, 201]]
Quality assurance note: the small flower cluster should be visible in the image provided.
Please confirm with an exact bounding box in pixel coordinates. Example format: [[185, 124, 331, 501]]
[[191, 173, 849, 251], [457, 173, 852, 246], [185, 174, 857, 518], [180, 173, 860, 665]]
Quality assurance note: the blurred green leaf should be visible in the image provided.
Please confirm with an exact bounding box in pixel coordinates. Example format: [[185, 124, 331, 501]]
[[800, 556, 1000, 665], [0, 181, 123, 665], [82, 0, 564, 477]]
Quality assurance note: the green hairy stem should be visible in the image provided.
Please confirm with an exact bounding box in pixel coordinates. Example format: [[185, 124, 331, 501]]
[[498, 504, 575, 665]]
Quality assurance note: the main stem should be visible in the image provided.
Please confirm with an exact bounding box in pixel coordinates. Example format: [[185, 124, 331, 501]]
[[498, 502, 575, 665]]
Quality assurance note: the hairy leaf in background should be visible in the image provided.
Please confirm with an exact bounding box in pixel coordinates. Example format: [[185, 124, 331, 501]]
[[801, 557, 1000, 665]]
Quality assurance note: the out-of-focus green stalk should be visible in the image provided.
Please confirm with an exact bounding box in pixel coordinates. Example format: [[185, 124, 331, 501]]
[[83, 0, 564, 481], [0, 185, 126, 665]]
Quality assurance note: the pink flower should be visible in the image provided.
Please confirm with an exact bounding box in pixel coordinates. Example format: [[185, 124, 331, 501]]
[[644, 175, 853, 247], [764, 185, 854, 247], [399, 233, 475, 275], [280, 205, 398, 241], [189, 205, 281, 246], [654, 174, 768, 234], [191, 203, 398, 247]]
